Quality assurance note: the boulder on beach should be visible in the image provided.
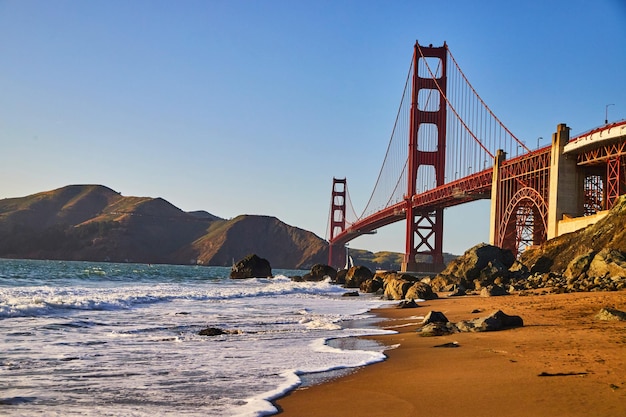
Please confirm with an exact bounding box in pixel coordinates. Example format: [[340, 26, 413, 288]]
[[456, 310, 524, 332], [405, 281, 438, 300], [396, 299, 420, 309], [417, 310, 523, 336], [344, 266, 373, 288], [230, 254, 272, 279], [431, 243, 516, 291], [480, 285, 509, 297], [422, 311, 450, 325], [360, 276, 384, 293], [595, 307, 626, 321], [418, 321, 459, 336], [383, 275, 415, 300]]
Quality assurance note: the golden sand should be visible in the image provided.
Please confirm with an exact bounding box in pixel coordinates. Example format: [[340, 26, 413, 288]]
[[275, 291, 626, 417]]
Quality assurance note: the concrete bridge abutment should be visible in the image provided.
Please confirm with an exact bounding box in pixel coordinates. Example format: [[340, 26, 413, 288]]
[[547, 123, 584, 239]]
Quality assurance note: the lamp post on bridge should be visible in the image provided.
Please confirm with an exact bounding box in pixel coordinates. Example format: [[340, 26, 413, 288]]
[[605, 104, 615, 125], [537, 137, 543, 149]]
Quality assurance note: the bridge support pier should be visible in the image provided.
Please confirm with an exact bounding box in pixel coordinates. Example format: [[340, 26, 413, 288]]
[[547, 123, 582, 239], [328, 178, 347, 268], [489, 149, 507, 246], [402, 42, 447, 273]]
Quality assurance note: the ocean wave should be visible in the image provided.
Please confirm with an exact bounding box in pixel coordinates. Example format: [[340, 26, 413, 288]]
[[0, 276, 348, 319]]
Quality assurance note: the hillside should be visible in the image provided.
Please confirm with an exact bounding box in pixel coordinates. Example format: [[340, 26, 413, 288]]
[[0, 185, 327, 268], [349, 249, 457, 271], [520, 195, 626, 273], [180, 215, 328, 268]]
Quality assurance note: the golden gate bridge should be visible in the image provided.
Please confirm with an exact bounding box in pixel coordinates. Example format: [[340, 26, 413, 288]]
[[327, 41, 626, 272]]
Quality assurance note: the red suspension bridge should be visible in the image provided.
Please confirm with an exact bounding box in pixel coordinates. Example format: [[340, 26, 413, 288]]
[[327, 41, 626, 272]]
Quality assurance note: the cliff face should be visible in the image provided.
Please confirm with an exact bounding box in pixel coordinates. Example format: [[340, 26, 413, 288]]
[[520, 195, 626, 273], [0, 185, 328, 269]]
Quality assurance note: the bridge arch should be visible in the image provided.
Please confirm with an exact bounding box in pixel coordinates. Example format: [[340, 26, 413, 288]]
[[497, 187, 548, 257]]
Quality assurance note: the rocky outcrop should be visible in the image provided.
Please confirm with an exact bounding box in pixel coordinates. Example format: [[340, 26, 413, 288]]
[[405, 281, 438, 300], [480, 285, 508, 297], [431, 243, 517, 291], [520, 195, 626, 274], [587, 249, 626, 279], [383, 275, 415, 300], [360, 276, 384, 293], [230, 254, 272, 279], [563, 250, 595, 281], [344, 266, 374, 288], [510, 248, 626, 293]]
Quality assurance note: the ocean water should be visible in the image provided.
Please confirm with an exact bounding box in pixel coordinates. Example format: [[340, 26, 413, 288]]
[[0, 259, 394, 416]]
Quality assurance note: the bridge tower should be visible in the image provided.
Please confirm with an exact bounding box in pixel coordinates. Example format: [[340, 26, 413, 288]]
[[402, 42, 447, 272], [328, 177, 347, 268]]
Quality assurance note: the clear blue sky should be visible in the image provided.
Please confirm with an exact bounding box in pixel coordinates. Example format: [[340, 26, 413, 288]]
[[1, 0, 625, 255]]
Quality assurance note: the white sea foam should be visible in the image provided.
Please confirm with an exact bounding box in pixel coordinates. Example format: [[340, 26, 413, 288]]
[[1, 260, 395, 416], [0, 275, 347, 319]]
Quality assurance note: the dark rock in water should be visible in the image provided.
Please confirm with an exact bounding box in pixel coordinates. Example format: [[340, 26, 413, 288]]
[[335, 269, 348, 285], [290, 275, 305, 282], [422, 311, 449, 325], [595, 307, 626, 321], [344, 266, 373, 288], [396, 299, 420, 309], [480, 285, 508, 297], [309, 264, 337, 282], [342, 290, 359, 297], [198, 327, 226, 336], [298, 273, 321, 282], [230, 254, 272, 279], [457, 310, 523, 332]]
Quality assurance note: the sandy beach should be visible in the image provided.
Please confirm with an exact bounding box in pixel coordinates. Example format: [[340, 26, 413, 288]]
[[275, 290, 626, 417]]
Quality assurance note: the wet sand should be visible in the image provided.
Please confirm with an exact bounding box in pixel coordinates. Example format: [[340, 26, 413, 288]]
[[275, 290, 626, 417]]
